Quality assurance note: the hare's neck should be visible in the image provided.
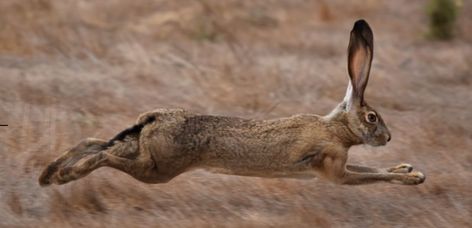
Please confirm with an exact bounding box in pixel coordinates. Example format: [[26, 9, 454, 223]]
[[323, 102, 363, 147]]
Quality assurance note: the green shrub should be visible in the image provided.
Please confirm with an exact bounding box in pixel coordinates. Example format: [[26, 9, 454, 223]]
[[427, 0, 458, 40]]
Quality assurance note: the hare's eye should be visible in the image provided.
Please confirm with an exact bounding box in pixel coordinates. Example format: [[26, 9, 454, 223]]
[[366, 112, 377, 123]]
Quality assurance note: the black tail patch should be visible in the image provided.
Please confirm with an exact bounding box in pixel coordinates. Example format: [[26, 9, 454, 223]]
[[104, 115, 156, 148]]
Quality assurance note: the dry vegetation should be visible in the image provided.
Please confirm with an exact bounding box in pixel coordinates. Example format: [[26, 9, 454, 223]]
[[0, 0, 471, 227]]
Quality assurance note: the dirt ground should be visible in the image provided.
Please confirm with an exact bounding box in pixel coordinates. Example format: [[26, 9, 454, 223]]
[[0, 0, 471, 227]]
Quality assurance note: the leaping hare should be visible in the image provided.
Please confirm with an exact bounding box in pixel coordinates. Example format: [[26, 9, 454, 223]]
[[39, 20, 425, 186]]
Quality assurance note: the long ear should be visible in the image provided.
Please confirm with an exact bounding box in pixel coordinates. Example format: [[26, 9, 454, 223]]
[[345, 19, 373, 107]]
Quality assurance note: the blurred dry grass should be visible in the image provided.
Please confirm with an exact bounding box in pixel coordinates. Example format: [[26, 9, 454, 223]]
[[0, 0, 471, 227]]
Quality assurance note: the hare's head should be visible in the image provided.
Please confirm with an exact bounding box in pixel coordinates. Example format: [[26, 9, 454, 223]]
[[341, 20, 391, 147]]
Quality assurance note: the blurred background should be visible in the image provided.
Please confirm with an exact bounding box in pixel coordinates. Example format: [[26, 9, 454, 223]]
[[0, 0, 471, 227]]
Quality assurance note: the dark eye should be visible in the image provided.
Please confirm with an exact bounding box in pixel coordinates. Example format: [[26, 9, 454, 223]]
[[366, 112, 377, 123]]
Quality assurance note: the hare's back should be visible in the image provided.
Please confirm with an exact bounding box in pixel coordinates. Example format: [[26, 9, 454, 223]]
[[139, 109, 254, 151]]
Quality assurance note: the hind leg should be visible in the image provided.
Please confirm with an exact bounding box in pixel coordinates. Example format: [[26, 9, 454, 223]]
[[51, 152, 108, 185], [41, 139, 179, 186], [51, 152, 177, 185], [39, 138, 108, 186], [103, 153, 178, 183], [48, 152, 144, 185]]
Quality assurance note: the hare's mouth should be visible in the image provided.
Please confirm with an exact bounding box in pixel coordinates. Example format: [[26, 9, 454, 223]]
[[363, 135, 387, 147], [370, 139, 388, 147]]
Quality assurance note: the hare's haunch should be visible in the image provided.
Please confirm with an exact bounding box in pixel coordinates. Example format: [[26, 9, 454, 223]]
[[39, 20, 425, 187]]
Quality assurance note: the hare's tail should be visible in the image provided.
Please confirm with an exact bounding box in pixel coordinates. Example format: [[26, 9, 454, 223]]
[[103, 115, 156, 148]]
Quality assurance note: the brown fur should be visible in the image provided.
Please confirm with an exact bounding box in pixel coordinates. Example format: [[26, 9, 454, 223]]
[[39, 20, 425, 187]]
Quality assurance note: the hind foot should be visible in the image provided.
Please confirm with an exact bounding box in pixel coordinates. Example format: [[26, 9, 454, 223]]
[[39, 138, 107, 186]]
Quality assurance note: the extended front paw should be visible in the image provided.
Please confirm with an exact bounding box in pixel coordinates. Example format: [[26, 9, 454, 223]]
[[387, 163, 413, 173], [401, 171, 425, 185]]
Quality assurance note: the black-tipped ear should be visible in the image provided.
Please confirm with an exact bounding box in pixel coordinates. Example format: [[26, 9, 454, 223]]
[[347, 19, 374, 106]]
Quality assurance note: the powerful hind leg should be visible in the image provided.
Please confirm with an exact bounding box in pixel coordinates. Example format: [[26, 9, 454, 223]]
[[50, 151, 176, 185], [39, 138, 107, 186], [40, 138, 179, 185], [102, 153, 177, 183], [51, 151, 108, 185], [39, 136, 142, 186]]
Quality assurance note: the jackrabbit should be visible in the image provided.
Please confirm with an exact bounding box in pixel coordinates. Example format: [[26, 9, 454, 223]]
[[39, 20, 425, 186]]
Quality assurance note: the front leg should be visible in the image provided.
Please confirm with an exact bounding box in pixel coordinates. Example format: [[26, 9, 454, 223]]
[[347, 163, 413, 173], [346, 164, 382, 173], [341, 170, 425, 185], [321, 154, 425, 185]]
